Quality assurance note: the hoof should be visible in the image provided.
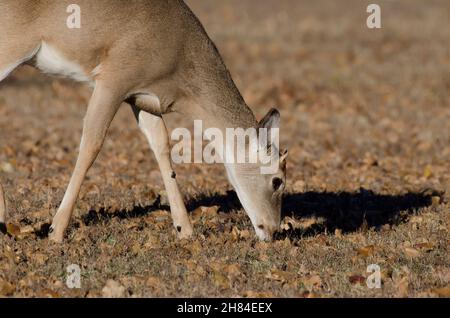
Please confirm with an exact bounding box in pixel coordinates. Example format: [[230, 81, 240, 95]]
[[176, 224, 194, 239], [48, 226, 64, 243]]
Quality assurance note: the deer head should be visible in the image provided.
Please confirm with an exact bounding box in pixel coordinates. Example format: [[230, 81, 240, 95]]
[[224, 108, 288, 241]]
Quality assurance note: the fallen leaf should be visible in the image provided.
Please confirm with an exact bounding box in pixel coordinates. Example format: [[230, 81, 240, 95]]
[[192, 206, 219, 222], [413, 242, 434, 252], [143, 234, 161, 249], [423, 165, 433, 178], [300, 291, 322, 298], [409, 216, 423, 224], [231, 227, 251, 241], [349, 275, 366, 285], [6, 223, 20, 236], [431, 196, 441, 206], [242, 290, 274, 298], [223, 263, 243, 279], [265, 269, 294, 283], [239, 229, 251, 240], [150, 210, 170, 223], [302, 274, 323, 290], [146, 276, 162, 290], [0, 279, 15, 296], [102, 279, 126, 298], [186, 239, 202, 256], [254, 241, 269, 251], [213, 271, 230, 289], [125, 220, 140, 230], [404, 247, 420, 258], [281, 216, 301, 230], [37, 289, 60, 298], [20, 225, 35, 235], [185, 259, 206, 277], [131, 242, 142, 255], [31, 209, 51, 219], [33, 253, 49, 266], [396, 277, 409, 297], [432, 285, 450, 297], [356, 245, 375, 257]]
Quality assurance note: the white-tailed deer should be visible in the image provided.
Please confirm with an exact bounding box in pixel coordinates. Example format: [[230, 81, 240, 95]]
[[0, 0, 287, 242]]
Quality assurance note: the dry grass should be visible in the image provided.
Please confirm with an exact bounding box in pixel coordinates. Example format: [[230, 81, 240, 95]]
[[0, 0, 449, 297]]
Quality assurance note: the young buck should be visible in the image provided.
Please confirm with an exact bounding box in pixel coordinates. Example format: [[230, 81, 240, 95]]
[[0, 0, 287, 242]]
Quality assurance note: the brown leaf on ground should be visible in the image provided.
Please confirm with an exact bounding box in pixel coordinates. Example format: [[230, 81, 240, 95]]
[[31, 209, 51, 219], [265, 269, 294, 283], [0, 279, 15, 296], [431, 196, 441, 207], [20, 225, 35, 235], [413, 242, 434, 252], [143, 234, 161, 249], [302, 274, 323, 290], [213, 271, 230, 290], [349, 275, 366, 285], [242, 290, 274, 298], [192, 206, 219, 222], [231, 226, 251, 241], [423, 165, 433, 178], [223, 263, 243, 280], [431, 285, 450, 297], [6, 223, 20, 236], [186, 239, 202, 256], [254, 241, 269, 251], [102, 279, 126, 298], [185, 259, 206, 277], [148, 210, 170, 223], [300, 291, 322, 298], [356, 245, 375, 257], [37, 289, 60, 298], [33, 253, 49, 266], [396, 277, 409, 298], [146, 276, 162, 290], [404, 247, 420, 258]]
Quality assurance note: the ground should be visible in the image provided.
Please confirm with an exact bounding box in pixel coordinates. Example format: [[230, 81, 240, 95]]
[[0, 0, 449, 297]]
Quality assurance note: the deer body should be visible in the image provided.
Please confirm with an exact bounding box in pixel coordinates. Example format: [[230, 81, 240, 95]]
[[0, 0, 287, 242]]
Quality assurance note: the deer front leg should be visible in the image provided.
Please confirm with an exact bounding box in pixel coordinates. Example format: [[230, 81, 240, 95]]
[[49, 84, 124, 243], [132, 107, 193, 239]]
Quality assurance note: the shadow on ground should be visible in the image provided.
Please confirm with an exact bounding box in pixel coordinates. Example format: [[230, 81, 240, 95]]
[[45, 187, 441, 241]]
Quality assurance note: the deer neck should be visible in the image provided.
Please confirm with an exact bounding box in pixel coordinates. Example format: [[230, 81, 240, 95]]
[[180, 44, 257, 132]]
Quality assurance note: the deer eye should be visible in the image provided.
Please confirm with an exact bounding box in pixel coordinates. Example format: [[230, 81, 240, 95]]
[[272, 177, 283, 191]]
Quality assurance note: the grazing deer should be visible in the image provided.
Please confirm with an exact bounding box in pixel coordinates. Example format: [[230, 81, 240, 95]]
[[0, 0, 287, 242]]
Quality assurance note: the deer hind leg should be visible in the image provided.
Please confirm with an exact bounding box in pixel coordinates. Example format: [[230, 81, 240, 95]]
[[0, 44, 40, 233], [131, 106, 193, 239], [48, 81, 126, 243]]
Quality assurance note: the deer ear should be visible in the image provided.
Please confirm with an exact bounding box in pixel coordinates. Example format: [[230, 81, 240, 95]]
[[258, 108, 281, 150], [258, 108, 280, 130]]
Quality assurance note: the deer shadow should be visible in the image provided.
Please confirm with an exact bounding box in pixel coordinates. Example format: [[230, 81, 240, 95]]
[[63, 187, 440, 241], [278, 188, 439, 239]]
